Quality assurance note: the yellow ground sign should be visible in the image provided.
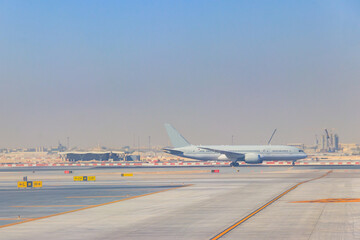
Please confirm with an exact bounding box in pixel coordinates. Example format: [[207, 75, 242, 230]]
[[18, 181, 42, 188], [121, 173, 133, 177], [17, 181, 27, 188], [74, 176, 95, 181], [73, 176, 84, 181], [88, 176, 96, 181], [33, 181, 43, 188]]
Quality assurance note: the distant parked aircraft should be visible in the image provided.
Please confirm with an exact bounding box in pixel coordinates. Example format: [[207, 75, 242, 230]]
[[163, 124, 307, 166]]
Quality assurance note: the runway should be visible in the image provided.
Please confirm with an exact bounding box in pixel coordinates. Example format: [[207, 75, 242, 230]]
[[0, 166, 359, 239]]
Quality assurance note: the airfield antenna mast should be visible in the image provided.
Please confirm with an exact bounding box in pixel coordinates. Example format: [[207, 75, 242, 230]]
[[267, 129, 277, 145]]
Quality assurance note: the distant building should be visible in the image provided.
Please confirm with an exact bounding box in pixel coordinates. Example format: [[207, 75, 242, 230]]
[[334, 134, 339, 151], [317, 129, 339, 152], [125, 155, 140, 161], [340, 143, 360, 155], [60, 151, 123, 162], [58, 151, 143, 162]]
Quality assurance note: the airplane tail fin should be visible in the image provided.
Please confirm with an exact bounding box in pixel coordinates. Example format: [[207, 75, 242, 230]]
[[164, 124, 191, 148]]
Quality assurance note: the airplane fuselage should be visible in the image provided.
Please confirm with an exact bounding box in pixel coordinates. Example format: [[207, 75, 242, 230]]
[[164, 145, 307, 162], [163, 124, 307, 164]]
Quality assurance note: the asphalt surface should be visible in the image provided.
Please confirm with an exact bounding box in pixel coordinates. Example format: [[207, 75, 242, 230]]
[[0, 166, 359, 239]]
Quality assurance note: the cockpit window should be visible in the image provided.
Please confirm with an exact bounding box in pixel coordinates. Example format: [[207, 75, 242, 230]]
[[299, 150, 304, 152]]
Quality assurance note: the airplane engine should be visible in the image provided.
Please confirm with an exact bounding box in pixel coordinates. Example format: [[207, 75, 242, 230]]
[[217, 154, 229, 161], [244, 153, 262, 164]]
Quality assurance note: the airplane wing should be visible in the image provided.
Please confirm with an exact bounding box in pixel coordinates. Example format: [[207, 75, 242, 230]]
[[162, 148, 184, 155], [199, 147, 245, 161]]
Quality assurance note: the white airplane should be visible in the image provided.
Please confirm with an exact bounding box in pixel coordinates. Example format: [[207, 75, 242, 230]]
[[163, 124, 307, 166]]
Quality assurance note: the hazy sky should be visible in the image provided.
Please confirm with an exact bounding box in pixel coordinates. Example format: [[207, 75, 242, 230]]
[[1, 1, 360, 148]]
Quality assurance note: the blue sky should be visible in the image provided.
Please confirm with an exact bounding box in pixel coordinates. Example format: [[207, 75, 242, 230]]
[[1, 1, 360, 148]]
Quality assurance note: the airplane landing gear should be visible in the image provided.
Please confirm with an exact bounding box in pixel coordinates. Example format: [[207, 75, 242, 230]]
[[230, 162, 240, 167]]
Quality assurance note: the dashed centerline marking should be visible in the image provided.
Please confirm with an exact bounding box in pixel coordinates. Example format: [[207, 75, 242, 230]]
[[210, 171, 332, 240]]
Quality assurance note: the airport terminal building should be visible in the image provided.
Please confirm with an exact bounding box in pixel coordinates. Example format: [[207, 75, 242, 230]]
[[60, 151, 124, 162]]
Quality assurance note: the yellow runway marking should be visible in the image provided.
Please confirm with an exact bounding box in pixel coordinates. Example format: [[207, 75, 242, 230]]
[[11, 205, 94, 208], [65, 196, 128, 198], [210, 171, 332, 240], [292, 198, 360, 203], [0, 184, 192, 229]]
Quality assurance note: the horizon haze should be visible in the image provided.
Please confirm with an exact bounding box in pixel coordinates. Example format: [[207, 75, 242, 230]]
[[1, 1, 360, 148]]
